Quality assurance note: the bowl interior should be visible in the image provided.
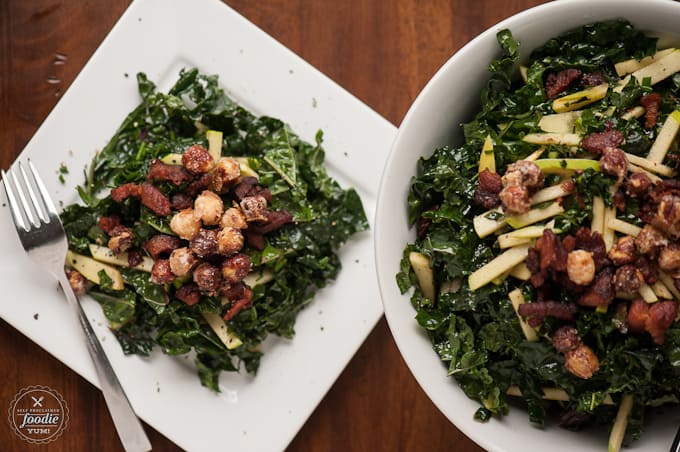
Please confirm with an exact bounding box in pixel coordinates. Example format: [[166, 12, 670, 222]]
[[375, 1, 680, 451]]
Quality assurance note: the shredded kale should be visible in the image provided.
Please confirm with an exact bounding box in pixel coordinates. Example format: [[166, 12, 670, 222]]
[[61, 68, 368, 390]]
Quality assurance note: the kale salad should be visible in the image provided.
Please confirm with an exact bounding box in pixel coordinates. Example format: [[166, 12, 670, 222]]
[[61, 68, 368, 391], [398, 21, 680, 449]]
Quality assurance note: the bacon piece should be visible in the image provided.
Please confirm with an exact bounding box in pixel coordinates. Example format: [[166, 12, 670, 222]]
[[186, 173, 212, 197], [223, 285, 254, 321], [245, 231, 265, 250], [232, 176, 272, 202], [144, 234, 181, 259], [250, 210, 294, 234], [171, 193, 193, 210], [640, 92, 662, 129], [545, 68, 582, 99], [176, 283, 201, 306], [182, 144, 214, 175], [517, 301, 578, 327], [111, 182, 142, 202], [147, 159, 191, 185], [98, 215, 121, 234], [581, 130, 624, 155], [646, 301, 678, 344], [151, 259, 175, 285], [474, 169, 502, 209], [579, 266, 614, 307], [636, 256, 658, 285], [627, 299, 648, 334], [140, 183, 171, 216]]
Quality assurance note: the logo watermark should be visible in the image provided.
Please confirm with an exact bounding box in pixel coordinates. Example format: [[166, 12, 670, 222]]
[[8, 385, 69, 444]]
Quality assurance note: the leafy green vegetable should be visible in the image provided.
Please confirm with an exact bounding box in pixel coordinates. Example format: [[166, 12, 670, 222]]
[[61, 68, 368, 390], [399, 20, 680, 446]]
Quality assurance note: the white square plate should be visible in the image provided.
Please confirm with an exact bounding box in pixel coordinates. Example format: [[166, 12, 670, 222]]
[[0, 0, 396, 450]]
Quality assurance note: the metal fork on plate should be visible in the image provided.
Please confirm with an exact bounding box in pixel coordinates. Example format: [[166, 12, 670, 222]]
[[1, 160, 151, 452]]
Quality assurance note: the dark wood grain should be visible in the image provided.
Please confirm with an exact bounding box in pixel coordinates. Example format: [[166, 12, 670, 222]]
[[0, 1, 547, 451]]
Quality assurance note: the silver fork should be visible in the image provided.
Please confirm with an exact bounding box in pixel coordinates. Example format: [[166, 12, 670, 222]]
[[2, 160, 152, 452]]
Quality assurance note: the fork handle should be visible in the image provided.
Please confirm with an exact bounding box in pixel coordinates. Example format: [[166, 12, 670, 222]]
[[57, 274, 152, 452]]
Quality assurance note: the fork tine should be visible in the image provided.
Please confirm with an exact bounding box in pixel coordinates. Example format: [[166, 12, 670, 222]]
[[19, 161, 49, 224], [10, 166, 40, 228], [1, 169, 30, 232], [28, 160, 59, 219]]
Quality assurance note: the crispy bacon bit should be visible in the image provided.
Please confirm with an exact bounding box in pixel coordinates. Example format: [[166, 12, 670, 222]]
[[140, 182, 172, 217], [474, 169, 502, 209], [190, 228, 219, 258], [175, 283, 201, 306], [640, 92, 662, 129], [579, 266, 614, 307], [552, 325, 581, 353], [581, 130, 624, 155], [193, 262, 222, 294], [627, 299, 678, 344], [182, 144, 214, 175], [636, 256, 658, 285], [646, 301, 678, 344], [625, 172, 652, 199], [67, 269, 88, 296], [613, 189, 626, 212], [517, 301, 578, 327], [223, 285, 254, 321], [608, 236, 637, 266], [627, 299, 649, 334], [221, 253, 251, 284], [171, 193, 194, 210], [245, 230, 265, 250], [186, 173, 213, 197], [612, 265, 645, 295], [250, 210, 294, 234], [599, 147, 627, 182], [144, 234, 181, 259], [545, 68, 582, 99], [233, 177, 272, 202], [151, 259, 175, 285], [564, 343, 600, 379], [147, 159, 191, 185], [110, 182, 142, 202], [98, 215, 121, 234]]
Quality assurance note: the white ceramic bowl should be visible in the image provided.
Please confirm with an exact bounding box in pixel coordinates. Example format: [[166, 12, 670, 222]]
[[375, 1, 680, 451]]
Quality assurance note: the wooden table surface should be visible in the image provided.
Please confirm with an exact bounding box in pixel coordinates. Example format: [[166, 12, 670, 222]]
[[0, 0, 548, 450]]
